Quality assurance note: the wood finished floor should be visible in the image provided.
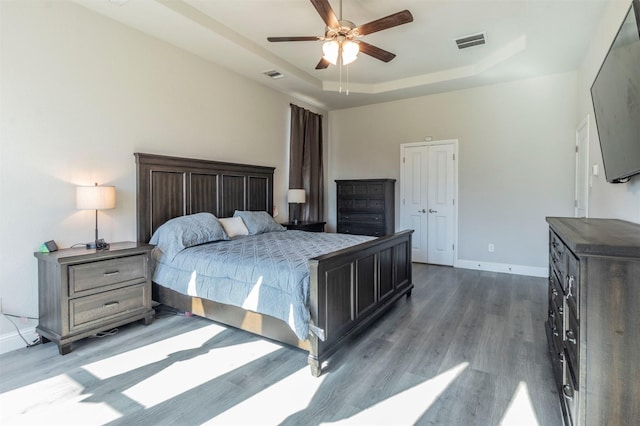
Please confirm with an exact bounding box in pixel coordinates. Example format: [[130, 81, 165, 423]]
[[0, 264, 562, 425]]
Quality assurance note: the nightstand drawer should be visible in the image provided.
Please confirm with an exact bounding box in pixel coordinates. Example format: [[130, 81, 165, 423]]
[[69, 283, 149, 332], [69, 255, 147, 296]]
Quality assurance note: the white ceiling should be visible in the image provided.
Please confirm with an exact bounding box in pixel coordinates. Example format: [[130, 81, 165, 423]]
[[75, 0, 610, 110]]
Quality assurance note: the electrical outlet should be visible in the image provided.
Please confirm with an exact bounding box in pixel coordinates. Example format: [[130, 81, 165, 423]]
[[488, 243, 495, 253]]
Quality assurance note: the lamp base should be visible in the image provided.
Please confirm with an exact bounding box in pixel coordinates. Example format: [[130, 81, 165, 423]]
[[86, 239, 110, 250]]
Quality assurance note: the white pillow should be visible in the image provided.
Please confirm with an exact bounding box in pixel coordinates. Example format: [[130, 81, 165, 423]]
[[219, 216, 249, 238]]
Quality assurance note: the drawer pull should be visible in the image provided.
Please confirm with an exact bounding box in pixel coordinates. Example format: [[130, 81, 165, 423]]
[[562, 384, 574, 401], [103, 271, 120, 277], [103, 301, 120, 308], [567, 275, 575, 298], [566, 329, 577, 344]]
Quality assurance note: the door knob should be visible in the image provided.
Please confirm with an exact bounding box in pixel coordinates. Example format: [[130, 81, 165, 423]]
[[418, 209, 426, 213], [429, 209, 438, 213]]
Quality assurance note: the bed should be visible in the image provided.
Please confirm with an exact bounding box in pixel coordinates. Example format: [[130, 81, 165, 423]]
[[135, 152, 413, 376]]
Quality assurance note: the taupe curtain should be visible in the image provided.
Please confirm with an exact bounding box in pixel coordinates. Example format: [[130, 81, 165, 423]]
[[289, 104, 323, 222]]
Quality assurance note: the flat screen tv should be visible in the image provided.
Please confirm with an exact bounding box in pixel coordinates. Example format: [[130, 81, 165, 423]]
[[590, 0, 640, 183]]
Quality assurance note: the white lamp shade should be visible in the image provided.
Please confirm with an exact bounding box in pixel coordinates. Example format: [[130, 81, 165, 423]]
[[76, 185, 116, 210], [288, 189, 306, 204], [341, 40, 359, 65], [322, 41, 339, 65]]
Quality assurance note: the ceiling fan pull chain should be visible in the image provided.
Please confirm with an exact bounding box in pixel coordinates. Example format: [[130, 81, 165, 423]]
[[339, 52, 343, 93], [346, 64, 350, 95]]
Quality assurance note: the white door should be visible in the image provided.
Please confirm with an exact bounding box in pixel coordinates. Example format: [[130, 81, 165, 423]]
[[401, 145, 429, 262], [427, 144, 455, 265], [400, 141, 457, 266], [575, 117, 589, 218]]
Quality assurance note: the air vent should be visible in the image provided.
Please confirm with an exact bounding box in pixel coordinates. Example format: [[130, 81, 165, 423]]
[[263, 70, 285, 79], [455, 33, 486, 50]]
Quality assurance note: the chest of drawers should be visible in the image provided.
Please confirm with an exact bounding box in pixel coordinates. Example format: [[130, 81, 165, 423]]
[[336, 179, 395, 237], [34, 242, 154, 354], [545, 217, 640, 425]]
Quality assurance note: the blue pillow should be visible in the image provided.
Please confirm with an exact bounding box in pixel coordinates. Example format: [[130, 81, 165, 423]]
[[149, 212, 228, 259], [233, 210, 285, 235]]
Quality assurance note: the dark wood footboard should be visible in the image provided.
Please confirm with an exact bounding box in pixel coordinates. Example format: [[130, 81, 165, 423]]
[[307, 229, 413, 376]]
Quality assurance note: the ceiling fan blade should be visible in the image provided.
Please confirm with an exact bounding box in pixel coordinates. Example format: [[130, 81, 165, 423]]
[[315, 58, 331, 69], [310, 0, 340, 29], [356, 10, 414, 36], [267, 36, 320, 42], [358, 41, 396, 62]]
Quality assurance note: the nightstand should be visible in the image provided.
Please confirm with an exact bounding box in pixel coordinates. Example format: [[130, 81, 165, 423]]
[[34, 242, 154, 355], [282, 221, 326, 232]]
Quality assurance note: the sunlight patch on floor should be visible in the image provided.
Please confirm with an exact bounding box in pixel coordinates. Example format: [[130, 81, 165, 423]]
[[499, 381, 540, 426], [325, 362, 469, 425], [123, 338, 281, 408], [0, 373, 121, 424], [205, 365, 327, 425], [82, 323, 226, 380]]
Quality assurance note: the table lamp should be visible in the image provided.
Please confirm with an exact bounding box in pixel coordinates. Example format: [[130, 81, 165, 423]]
[[288, 189, 306, 224], [76, 183, 116, 250]]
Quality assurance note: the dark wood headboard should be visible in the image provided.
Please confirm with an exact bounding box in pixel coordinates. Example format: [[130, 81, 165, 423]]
[[135, 153, 275, 243]]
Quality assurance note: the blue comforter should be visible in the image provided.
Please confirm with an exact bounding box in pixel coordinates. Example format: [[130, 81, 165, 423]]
[[151, 230, 373, 340]]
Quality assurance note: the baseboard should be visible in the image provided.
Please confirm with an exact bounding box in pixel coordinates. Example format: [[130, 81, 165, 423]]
[[0, 323, 38, 355], [455, 259, 547, 278]]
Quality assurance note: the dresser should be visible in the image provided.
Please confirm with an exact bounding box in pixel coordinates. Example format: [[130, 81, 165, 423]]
[[545, 217, 640, 426], [336, 179, 395, 237], [34, 242, 155, 354]]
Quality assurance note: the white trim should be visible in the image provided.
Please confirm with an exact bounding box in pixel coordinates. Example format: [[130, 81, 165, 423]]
[[0, 325, 38, 355], [455, 259, 547, 278], [400, 139, 459, 266]]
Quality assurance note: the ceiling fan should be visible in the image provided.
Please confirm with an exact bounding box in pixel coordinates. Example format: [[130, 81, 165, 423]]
[[267, 0, 414, 69]]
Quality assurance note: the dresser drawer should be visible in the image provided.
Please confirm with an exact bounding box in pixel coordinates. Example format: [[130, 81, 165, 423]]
[[69, 255, 148, 296], [338, 213, 384, 224], [338, 198, 386, 211], [549, 232, 568, 293], [338, 224, 386, 237], [566, 252, 579, 318], [565, 304, 579, 386], [69, 283, 149, 332], [338, 182, 385, 196]]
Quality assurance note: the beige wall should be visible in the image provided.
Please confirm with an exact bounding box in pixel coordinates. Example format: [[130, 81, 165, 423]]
[[328, 73, 578, 273], [0, 1, 325, 339], [577, 0, 640, 222]]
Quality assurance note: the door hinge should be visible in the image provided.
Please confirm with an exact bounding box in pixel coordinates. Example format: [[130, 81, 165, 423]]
[[574, 199, 578, 207], [453, 153, 456, 160], [452, 244, 455, 251], [575, 145, 579, 153], [453, 199, 455, 206], [403, 156, 405, 163]]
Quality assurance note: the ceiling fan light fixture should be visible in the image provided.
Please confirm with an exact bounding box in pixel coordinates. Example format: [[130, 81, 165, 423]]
[[322, 40, 340, 65], [341, 40, 359, 65]]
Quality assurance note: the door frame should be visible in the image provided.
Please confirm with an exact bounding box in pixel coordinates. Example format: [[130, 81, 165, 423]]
[[400, 139, 459, 266], [575, 116, 589, 218]]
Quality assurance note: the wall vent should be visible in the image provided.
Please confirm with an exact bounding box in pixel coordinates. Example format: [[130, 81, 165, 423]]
[[455, 33, 486, 50], [263, 70, 285, 79]]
